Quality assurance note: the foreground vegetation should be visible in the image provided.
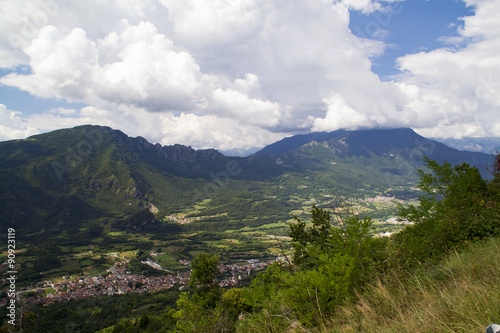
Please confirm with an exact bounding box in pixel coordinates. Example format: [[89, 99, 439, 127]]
[[331, 237, 500, 332], [3, 155, 499, 332]]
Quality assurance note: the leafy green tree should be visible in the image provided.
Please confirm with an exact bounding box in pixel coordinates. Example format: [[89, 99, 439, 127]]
[[174, 253, 244, 332], [289, 205, 332, 266], [173, 292, 210, 332], [220, 288, 249, 322], [138, 314, 149, 329], [239, 263, 290, 332], [280, 252, 356, 325], [242, 262, 286, 311], [290, 202, 387, 281], [391, 156, 500, 268], [324, 215, 389, 287], [283, 204, 387, 326], [173, 290, 242, 332], [239, 201, 388, 328], [189, 253, 220, 289]]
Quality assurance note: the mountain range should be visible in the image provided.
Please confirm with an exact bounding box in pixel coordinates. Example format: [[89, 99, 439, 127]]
[[0, 125, 495, 236], [432, 137, 500, 154]]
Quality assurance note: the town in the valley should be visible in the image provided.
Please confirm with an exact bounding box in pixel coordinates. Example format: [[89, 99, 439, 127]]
[[1, 256, 286, 306]]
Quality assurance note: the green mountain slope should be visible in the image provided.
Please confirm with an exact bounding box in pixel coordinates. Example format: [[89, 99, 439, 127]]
[[1, 125, 494, 234], [0, 126, 215, 230]]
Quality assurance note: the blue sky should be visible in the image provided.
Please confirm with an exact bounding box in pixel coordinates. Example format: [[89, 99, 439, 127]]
[[0, 0, 499, 150], [0, 69, 85, 114], [350, 0, 475, 78]]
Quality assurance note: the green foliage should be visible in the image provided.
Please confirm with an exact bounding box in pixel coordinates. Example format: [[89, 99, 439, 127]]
[[13, 289, 181, 333], [173, 253, 248, 332], [189, 253, 220, 289], [220, 288, 249, 322], [328, 237, 500, 332], [392, 156, 500, 268], [242, 263, 286, 310], [173, 290, 243, 333], [289, 206, 332, 264], [290, 204, 387, 285], [238, 264, 291, 332], [280, 252, 356, 325], [173, 292, 208, 332], [239, 202, 388, 329], [100, 313, 175, 333]]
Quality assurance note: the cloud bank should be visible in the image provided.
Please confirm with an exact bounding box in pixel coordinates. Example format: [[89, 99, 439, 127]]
[[0, 0, 499, 149]]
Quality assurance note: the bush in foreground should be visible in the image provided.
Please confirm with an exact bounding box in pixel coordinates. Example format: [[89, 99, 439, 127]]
[[329, 237, 500, 333]]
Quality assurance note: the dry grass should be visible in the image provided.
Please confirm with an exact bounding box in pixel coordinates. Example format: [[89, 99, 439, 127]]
[[324, 238, 500, 333]]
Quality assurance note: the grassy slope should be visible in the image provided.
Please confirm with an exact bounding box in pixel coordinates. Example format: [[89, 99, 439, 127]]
[[326, 238, 500, 333]]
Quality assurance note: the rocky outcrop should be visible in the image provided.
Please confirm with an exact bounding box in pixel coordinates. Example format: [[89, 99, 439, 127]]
[[157, 144, 222, 167], [107, 127, 224, 170]]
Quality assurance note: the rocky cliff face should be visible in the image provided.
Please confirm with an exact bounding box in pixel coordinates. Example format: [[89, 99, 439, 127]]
[[107, 126, 224, 169], [157, 144, 222, 166], [293, 139, 350, 155]]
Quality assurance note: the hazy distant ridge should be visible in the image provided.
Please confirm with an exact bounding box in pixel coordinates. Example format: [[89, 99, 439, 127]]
[[433, 137, 500, 154]]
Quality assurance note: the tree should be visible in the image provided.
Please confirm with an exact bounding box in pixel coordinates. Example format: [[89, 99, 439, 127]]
[[272, 201, 388, 326], [174, 253, 242, 332], [289, 201, 387, 280], [242, 262, 286, 311], [189, 253, 220, 289], [289, 205, 332, 266], [391, 156, 500, 268]]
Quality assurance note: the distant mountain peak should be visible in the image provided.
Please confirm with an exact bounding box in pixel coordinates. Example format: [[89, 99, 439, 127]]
[[254, 128, 421, 156], [432, 137, 500, 155], [254, 128, 493, 177]]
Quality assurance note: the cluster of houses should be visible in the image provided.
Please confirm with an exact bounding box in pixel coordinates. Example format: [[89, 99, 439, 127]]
[[165, 215, 193, 224], [2, 256, 285, 306], [362, 195, 402, 203], [380, 217, 413, 225], [165, 212, 228, 224], [17, 261, 190, 306]]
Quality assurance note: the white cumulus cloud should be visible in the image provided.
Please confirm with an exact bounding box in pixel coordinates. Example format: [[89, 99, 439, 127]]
[[395, 0, 500, 138], [0, 104, 38, 141], [0, 0, 499, 149]]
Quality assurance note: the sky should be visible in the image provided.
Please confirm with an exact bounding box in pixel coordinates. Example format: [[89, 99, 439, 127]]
[[0, 0, 499, 151]]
